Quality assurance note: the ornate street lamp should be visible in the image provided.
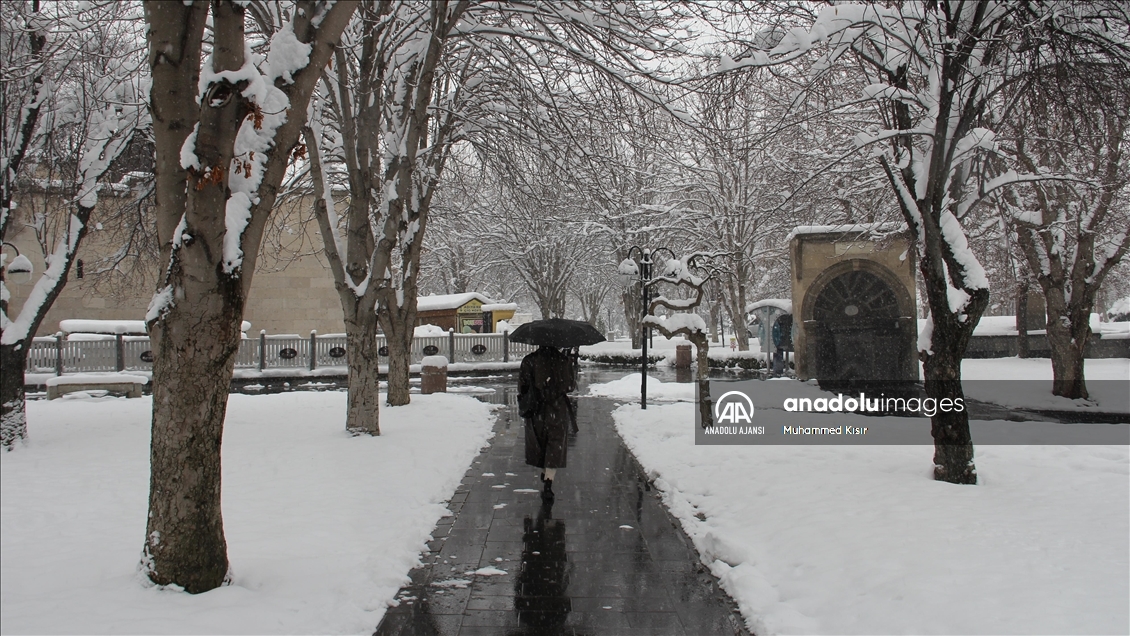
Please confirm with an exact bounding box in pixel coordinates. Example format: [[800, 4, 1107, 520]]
[[2, 242, 34, 285]]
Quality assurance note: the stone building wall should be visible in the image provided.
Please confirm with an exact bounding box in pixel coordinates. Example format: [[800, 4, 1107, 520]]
[[5, 194, 346, 337]]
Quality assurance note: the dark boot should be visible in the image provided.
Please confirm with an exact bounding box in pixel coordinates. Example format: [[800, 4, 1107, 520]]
[[542, 479, 554, 503]]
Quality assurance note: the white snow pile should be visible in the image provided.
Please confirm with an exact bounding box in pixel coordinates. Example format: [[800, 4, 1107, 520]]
[[420, 355, 448, 368], [1, 391, 497, 634], [585, 372, 695, 402], [1107, 295, 1130, 321], [605, 374, 1129, 634], [414, 323, 448, 337]]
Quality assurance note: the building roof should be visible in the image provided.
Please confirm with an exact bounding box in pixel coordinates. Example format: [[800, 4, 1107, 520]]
[[746, 299, 793, 314], [785, 222, 905, 242], [416, 292, 493, 312], [481, 303, 518, 312]]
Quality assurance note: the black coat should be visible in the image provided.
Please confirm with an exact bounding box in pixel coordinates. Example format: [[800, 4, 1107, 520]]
[[519, 347, 575, 469]]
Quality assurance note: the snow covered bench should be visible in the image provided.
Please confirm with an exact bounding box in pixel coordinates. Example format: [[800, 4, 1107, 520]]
[[45, 373, 148, 399]]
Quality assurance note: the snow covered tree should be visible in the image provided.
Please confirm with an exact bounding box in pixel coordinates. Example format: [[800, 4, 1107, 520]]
[[1001, 64, 1129, 399], [632, 251, 720, 426], [300, 0, 699, 421], [302, 0, 472, 419], [473, 173, 595, 320], [741, 1, 1130, 484], [141, 0, 356, 593], [1, 1, 148, 449]]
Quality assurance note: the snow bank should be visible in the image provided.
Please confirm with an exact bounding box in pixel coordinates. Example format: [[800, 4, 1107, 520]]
[[956, 357, 1129, 382], [1, 391, 497, 634], [585, 372, 695, 402], [613, 402, 1129, 635]]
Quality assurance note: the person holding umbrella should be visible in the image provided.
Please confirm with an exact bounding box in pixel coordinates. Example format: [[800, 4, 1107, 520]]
[[511, 319, 605, 502]]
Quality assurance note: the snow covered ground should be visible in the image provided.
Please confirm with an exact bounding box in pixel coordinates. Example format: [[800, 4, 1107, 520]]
[[956, 357, 1129, 413], [1, 392, 498, 634], [595, 358, 1130, 635]]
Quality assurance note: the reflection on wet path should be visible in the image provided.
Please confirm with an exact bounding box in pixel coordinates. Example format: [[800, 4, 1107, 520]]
[[375, 369, 749, 636], [514, 502, 571, 632]]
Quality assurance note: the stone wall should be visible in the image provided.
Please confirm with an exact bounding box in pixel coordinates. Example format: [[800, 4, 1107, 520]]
[[5, 194, 346, 337]]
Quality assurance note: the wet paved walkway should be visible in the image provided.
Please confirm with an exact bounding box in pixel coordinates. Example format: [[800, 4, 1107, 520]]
[[375, 391, 750, 636]]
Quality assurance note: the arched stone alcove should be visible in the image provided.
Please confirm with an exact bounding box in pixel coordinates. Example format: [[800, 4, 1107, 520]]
[[789, 227, 919, 385]]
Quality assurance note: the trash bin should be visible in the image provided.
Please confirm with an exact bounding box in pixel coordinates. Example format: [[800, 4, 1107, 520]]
[[421, 355, 448, 394], [675, 343, 692, 369]]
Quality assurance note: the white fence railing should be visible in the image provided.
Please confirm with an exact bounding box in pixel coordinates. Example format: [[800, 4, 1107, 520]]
[[26, 331, 534, 376]]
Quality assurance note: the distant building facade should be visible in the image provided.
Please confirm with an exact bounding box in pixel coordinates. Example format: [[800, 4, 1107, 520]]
[[414, 293, 517, 333]]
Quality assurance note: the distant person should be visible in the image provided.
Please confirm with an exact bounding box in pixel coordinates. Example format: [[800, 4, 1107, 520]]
[[518, 345, 576, 502]]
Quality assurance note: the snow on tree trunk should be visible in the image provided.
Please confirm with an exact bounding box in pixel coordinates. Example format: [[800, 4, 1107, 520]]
[[141, 0, 356, 592], [623, 287, 642, 349]]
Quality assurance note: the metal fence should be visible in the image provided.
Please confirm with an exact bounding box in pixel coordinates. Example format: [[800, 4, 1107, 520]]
[[26, 330, 533, 375]]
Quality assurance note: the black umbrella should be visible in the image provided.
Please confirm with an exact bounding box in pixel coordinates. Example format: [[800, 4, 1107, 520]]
[[508, 318, 606, 348]]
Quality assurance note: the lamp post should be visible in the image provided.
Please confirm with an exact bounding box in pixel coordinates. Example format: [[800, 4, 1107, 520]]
[[618, 246, 676, 409], [618, 247, 650, 408]]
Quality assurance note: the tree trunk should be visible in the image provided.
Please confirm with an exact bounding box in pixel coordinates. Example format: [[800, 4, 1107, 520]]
[[709, 300, 719, 344], [1015, 282, 1029, 359], [344, 310, 381, 435], [1048, 336, 1088, 399], [1046, 312, 1090, 400], [623, 287, 641, 349], [734, 282, 749, 351], [143, 300, 241, 593], [0, 344, 28, 449], [691, 333, 712, 428], [721, 274, 750, 351], [381, 310, 413, 407], [922, 332, 977, 485]]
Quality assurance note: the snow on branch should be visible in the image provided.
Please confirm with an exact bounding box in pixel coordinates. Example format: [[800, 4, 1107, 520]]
[[1, 214, 83, 345], [202, 20, 315, 274], [640, 251, 722, 337]]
